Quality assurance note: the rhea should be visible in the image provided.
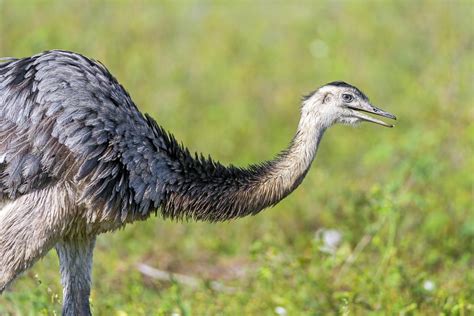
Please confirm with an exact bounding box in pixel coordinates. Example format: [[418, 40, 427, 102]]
[[0, 50, 396, 315]]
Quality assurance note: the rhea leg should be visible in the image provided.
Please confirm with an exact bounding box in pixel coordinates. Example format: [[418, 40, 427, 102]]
[[56, 237, 95, 316]]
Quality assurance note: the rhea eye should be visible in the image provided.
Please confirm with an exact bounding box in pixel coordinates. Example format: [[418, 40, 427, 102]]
[[342, 94, 354, 103]]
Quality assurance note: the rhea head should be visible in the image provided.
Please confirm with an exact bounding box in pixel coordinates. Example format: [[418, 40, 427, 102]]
[[302, 81, 397, 129]]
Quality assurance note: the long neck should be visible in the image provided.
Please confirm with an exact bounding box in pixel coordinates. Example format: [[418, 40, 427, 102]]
[[160, 112, 327, 222]]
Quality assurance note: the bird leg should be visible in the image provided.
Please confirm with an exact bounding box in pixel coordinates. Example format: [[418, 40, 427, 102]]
[[56, 237, 95, 316]]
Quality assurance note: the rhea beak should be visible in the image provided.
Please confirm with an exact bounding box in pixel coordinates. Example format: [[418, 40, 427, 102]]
[[347, 104, 397, 127]]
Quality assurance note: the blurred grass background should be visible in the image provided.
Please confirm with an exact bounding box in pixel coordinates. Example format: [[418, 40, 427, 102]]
[[0, 0, 472, 315]]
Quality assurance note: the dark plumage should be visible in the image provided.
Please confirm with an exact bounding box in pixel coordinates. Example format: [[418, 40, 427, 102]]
[[326, 81, 369, 100], [303, 81, 369, 102]]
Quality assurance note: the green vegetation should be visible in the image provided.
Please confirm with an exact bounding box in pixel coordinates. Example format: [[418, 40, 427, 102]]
[[0, 1, 472, 314]]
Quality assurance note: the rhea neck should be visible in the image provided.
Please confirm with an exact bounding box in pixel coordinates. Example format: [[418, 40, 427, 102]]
[[161, 99, 329, 222]]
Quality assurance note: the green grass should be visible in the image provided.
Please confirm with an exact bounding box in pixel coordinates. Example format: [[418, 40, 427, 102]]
[[0, 0, 472, 315]]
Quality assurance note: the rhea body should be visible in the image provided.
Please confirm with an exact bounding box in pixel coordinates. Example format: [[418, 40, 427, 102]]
[[0, 50, 395, 315]]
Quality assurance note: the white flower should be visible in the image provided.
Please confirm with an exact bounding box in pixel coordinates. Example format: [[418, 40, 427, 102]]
[[275, 306, 287, 315], [423, 280, 435, 292], [315, 228, 342, 254]]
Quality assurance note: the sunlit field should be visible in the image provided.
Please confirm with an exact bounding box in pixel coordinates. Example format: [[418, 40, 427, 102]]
[[0, 1, 472, 314]]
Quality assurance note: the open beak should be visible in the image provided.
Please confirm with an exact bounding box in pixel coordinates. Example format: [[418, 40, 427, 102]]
[[347, 104, 397, 127]]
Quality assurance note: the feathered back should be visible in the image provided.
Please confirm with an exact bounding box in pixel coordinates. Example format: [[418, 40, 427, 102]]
[[0, 50, 175, 221]]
